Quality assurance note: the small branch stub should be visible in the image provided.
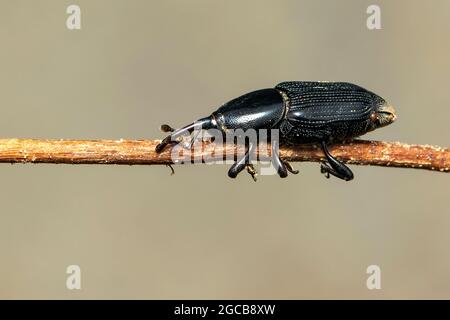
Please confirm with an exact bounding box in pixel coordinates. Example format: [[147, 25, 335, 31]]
[[0, 138, 447, 172]]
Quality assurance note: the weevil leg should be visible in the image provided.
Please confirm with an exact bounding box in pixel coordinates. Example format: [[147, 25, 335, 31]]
[[228, 142, 257, 181], [282, 160, 299, 174], [246, 163, 257, 182], [166, 164, 175, 175], [271, 140, 288, 178], [320, 162, 331, 179], [228, 158, 246, 179], [320, 141, 354, 181]]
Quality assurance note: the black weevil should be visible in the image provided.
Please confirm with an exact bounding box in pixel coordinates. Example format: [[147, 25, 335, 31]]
[[156, 81, 396, 181]]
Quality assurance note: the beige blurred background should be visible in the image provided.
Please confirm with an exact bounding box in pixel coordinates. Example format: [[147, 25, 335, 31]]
[[0, 0, 449, 299]]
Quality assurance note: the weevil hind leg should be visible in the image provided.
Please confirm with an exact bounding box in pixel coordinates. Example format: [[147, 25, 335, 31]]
[[320, 141, 354, 181]]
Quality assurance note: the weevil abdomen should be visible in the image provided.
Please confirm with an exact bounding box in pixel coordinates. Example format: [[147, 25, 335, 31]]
[[276, 82, 390, 144]]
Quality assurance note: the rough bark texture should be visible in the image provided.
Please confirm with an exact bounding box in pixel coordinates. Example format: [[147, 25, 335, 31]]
[[0, 138, 447, 172]]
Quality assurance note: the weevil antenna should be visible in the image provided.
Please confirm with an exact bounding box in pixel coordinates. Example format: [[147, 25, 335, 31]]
[[155, 116, 215, 153]]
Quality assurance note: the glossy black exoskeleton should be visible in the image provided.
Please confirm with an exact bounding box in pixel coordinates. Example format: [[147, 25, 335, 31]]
[[155, 81, 396, 181]]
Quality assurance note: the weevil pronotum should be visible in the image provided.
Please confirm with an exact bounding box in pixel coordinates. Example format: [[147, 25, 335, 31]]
[[156, 81, 396, 181]]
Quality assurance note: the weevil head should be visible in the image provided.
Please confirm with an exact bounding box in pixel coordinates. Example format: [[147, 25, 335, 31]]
[[369, 97, 397, 130]]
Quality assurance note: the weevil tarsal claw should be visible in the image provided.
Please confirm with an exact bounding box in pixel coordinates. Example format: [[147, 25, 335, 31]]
[[246, 164, 257, 182], [166, 164, 175, 175], [320, 163, 331, 179]]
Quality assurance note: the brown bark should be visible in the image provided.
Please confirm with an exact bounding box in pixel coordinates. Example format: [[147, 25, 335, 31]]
[[0, 138, 447, 172]]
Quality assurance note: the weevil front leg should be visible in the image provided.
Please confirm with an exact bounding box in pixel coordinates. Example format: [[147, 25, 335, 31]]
[[320, 141, 354, 181], [228, 142, 257, 181]]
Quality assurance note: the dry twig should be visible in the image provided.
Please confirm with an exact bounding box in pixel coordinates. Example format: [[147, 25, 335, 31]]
[[0, 138, 447, 172]]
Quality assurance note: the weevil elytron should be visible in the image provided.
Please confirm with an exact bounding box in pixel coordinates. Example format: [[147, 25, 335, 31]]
[[156, 81, 396, 181]]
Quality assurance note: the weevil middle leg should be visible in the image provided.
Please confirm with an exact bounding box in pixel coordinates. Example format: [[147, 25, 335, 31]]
[[282, 160, 299, 174], [271, 140, 289, 178], [271, 141, 299, 177]]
